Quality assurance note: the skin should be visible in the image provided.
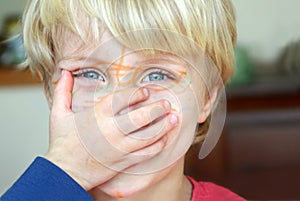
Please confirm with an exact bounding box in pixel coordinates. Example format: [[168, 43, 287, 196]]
[[45, 30, 212, 200]]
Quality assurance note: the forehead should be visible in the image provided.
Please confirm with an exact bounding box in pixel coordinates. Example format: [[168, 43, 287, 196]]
[[57, 30, 193, 69]]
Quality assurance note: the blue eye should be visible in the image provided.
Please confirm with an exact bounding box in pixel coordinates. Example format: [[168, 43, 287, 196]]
[[73, 69, 105, 81], [82, 71, 104, 81], [142, 70, 174, 82], [148, 72, 165, 81]]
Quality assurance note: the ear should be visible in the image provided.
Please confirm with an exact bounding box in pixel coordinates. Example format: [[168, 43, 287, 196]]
[[198, 86, 219, 123]]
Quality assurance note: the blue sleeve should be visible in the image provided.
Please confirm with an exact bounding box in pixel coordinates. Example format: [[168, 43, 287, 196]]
[[1, 157, 94, 201]]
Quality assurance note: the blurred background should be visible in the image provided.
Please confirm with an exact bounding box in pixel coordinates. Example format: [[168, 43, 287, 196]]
[[0, 0, 300, 200]]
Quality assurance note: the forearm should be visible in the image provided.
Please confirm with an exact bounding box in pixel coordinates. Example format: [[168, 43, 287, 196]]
[[1, 157, 94, 201]]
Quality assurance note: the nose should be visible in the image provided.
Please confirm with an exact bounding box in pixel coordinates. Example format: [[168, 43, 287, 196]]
[[110, 66, 141, 91], [107, 46, 143, 90], [109, 60, 140, 90]]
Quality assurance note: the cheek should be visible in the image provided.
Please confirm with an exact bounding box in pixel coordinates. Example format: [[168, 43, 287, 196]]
[[71, 82, 110, 112], [71, 84, 93, 112]]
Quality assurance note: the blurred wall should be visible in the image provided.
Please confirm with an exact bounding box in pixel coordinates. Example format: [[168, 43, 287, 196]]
[[233, 0, 300, 65], [0, 86, 49, 194], [0, 0, 26, 29]]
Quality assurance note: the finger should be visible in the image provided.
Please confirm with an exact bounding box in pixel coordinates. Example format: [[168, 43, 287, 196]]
[[120, 113, 178, 152], [52, 70, 74, 114], [96, 87, 149, 116], [114, 100, 171, 134], [110, 136, 167, 171], [132, 135, 167, 156]]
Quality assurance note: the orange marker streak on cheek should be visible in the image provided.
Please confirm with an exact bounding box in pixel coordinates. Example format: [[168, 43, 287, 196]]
[[175, 70, 187, 84], [115, 191, 124, 198], [176, 70, 187, 76], [150, 87, 166, 92]]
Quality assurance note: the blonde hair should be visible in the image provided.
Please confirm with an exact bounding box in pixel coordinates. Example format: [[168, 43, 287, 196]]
[[22, 0, 236, 142]]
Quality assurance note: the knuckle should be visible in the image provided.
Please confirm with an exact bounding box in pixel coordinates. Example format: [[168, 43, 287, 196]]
[[133, 89, 146, 101], [149, 142, 164, 154], [129, 110, 149, 126]]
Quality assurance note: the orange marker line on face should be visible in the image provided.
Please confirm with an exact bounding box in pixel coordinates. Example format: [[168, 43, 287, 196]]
[[109, 65, 133, 71], [78, 48, 188, 89], [114, 65, 142, 87], [148, 86, 166, 92], [176, 70, 187, 76], [52, 79, 59, 85], [91, 60, 134, 70], [107, 46, 143, 86], [115, 46, 127, 84], [115, 191, 124, 199], [171, 107, 177, 112]]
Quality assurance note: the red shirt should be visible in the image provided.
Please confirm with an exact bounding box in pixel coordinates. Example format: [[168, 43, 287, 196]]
[[2, 157, 246, 201], [188, 177, 246, 201]]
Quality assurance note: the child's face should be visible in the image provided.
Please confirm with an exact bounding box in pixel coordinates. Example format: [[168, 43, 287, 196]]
[[53, 29, 207, 196]]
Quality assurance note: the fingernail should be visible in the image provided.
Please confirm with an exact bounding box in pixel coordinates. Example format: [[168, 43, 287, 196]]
[[163, 100, 171, 111], [170, 114, 178, 125]]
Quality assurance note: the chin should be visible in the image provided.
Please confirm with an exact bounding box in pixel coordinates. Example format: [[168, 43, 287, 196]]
[[97, 165, 174, 198], [99, 177, 149, 198]]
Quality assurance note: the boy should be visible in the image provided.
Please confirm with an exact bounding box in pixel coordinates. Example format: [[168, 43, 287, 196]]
[[2, 0, 244, 200]]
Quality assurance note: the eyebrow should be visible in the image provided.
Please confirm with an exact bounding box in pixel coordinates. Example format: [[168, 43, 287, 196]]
[[58, 47, 189, 76], [58, 48, 134, 70]]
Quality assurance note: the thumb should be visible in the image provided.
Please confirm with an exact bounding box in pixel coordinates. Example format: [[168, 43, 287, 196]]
[[52, 70, 74, 114]]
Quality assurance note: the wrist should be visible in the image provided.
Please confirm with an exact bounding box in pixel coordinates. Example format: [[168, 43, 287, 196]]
[[44, 153, 91, 190]]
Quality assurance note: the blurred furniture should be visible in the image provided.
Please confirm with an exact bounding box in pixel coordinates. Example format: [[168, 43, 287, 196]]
[[0, 67, 40, 86], [185, 76, 300, 200]]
